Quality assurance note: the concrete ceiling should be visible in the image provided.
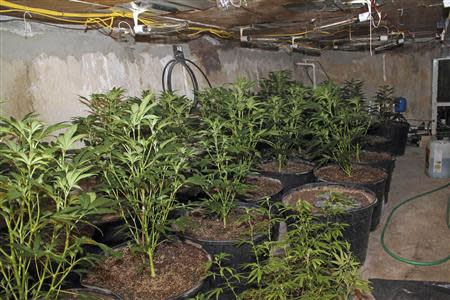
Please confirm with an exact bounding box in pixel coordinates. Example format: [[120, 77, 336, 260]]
[[0, 0, 448, 51]]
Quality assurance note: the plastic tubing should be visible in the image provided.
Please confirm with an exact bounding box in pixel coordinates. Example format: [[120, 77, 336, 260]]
[[381, 182, 450, 266]]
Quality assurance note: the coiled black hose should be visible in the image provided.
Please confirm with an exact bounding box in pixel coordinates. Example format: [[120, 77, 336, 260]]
[[162, 56, 212, 109]]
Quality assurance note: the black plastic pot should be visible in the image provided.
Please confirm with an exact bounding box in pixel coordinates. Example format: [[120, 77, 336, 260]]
[[361, 135, 391, 153], [282, 183, 377, 264], [370, 120, 410, 156], [91, 214, 127, 247], [81, 241, 211, 300], [257, 159, 315, 193], [179, 202, 277, 300], [240, 175, 284, 204], [357, 151, 396, 203], [314, 165, 387, 231], [58, 287, 122, 299]]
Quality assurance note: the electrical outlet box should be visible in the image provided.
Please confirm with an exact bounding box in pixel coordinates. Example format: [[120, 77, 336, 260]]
[[358, 12, 371, 22], [444, 0, 450, 8]]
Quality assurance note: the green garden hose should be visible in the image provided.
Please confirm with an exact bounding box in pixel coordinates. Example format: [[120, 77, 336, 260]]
[[381, 182, 450, 266]]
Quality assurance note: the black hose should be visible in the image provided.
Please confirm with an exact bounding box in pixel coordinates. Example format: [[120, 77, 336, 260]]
[[185, 59, 212, 88], [162, 55, 210, 110]]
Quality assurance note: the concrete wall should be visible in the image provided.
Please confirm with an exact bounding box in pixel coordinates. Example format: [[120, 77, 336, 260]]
[[0, 19, 445, 125], [296, 45, 443, 123], [0, 21, 302, 124]]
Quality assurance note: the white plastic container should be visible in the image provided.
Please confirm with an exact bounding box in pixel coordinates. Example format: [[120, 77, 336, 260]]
[[426, 138, 450, 178]]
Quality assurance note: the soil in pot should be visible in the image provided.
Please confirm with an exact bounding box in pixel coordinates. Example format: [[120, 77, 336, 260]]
[[82, 242, 209, 300], [242, 175, 283, 203], [358, 151, 396, 203], [257, 160, 315, 192], [314, 165, 387, 231], [282, 183, 377, 263], [180, 208, 270, 242]]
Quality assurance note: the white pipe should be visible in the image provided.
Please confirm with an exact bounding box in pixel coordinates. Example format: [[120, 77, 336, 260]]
[[296, 62, 316, 88]]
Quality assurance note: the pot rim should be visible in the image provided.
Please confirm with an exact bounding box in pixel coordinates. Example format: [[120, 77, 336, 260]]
[[358, 150, 396, 163]]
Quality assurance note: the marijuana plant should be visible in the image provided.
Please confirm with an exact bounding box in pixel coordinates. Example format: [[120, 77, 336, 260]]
[[197, 80, 268, 225], [92, 93, 193, 278], [258, 70, 296, 99], [0, 114, 113, 300], [262, 84, 312, 169], [202, 201, 370, 300], [374, 85, 395, 121], [307, 83, 371, 176], [341, 79, 365, 103], [73, 87, 128, 147]]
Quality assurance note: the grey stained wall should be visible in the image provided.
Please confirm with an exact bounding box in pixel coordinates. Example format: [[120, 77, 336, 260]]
[[297, 45, 443, 123], [0, 21, 302, 124], [0, 20, 446, 125]]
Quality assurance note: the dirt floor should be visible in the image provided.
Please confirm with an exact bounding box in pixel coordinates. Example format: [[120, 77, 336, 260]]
[[361, 146, 450, 282]]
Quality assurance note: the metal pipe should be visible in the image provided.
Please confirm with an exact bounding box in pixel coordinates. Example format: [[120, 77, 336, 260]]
[[296, 62, 316, 88]]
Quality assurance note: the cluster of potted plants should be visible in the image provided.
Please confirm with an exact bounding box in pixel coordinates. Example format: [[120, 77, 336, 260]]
[[1, 71, 400, 299]]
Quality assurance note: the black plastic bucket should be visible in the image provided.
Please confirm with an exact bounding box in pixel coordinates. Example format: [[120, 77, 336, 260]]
[[314, 165, 387, 231], [370, 121, 410, 156], [179, 202, 277, 300], [358, 151, 396, 203], [257, 159, 315, 193], [281, 183, 377, 264], [58, 287, 123, 299], [362, 135, 390, 153]]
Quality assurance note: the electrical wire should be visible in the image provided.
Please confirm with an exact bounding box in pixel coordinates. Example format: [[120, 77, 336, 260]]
[[0, 0, 231, 38], [381, 182, 450, 266]]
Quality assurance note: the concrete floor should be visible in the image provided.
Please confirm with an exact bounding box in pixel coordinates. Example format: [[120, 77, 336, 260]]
[[361, 146, 450, 282]]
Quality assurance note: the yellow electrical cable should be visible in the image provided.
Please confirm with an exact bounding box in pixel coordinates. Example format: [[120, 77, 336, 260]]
[[0, 0, 129, 18], [0, 0, 232, 38]]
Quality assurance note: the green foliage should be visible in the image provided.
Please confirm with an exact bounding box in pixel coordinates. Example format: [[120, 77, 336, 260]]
[[77, 91, 194, 278], [197, 80, 268, 225], [259, 70, 296, 99], [0, 114, 113, 300], [258, 71, 314, 167], [341, 79, 365, 103], [315, 191, 360, 215], [200, 201, 370, 300], [307, 83, 371, 176], [374, 85, 395, 121]]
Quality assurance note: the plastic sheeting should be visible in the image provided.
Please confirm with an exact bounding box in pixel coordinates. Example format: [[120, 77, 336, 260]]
[[370, 279, 450, 300]]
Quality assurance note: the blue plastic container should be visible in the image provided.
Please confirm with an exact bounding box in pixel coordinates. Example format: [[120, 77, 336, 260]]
[[395, 97, 407, 113]]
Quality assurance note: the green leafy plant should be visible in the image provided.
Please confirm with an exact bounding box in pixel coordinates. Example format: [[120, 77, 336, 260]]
[[307, 83, 371, 176], [341, 79, 365, 103], [259, 70, 296, 99], [200, 201, 370, 300], [197, 80, 268, 225], [0, 114, 113, 300], [315, 191, 360, 215], [262, 85, 312, 169], [374, 85, 395, 121], [83, 92, 193, 278], [73, 87, 128, 147]]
